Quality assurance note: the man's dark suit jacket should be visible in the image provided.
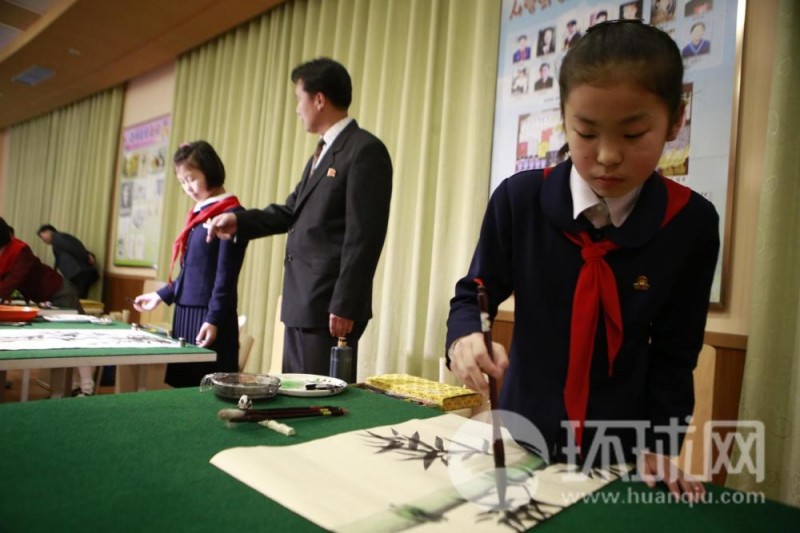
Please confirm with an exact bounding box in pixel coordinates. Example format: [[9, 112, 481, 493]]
[[237, 120, 392, 328], [50, 231, 98, 283]]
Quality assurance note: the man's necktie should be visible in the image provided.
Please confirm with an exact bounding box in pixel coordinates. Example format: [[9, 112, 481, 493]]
[[298, 139, 326, 198], [312, 138, 325, 170]]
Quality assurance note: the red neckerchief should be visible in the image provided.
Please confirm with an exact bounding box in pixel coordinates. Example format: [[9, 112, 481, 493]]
[[168, 195, 241, 283], [546, 166, 692, 452], [0, 238, 27, 275]]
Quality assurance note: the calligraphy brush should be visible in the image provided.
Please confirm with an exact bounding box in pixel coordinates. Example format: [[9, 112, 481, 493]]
[[474, 277, 507, 508], [225, 405, 347, 417], [216, 411, 296, 435], [217, 405, 347, 422]]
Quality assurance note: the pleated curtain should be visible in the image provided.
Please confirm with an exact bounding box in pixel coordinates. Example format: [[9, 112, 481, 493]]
[[161, 0, 501, 380], [3, 87, 124, 300]]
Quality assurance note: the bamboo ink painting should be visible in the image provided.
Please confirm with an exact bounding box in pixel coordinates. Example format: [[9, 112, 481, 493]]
[[210, 413, 632, 532]]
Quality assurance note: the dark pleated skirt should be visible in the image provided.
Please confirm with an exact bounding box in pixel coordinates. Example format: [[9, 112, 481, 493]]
[[165, 305, 240, 388]]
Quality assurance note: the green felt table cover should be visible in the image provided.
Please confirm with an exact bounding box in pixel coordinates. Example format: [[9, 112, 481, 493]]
[[0, 319, 212, 360], [0, 387, 796, 532]]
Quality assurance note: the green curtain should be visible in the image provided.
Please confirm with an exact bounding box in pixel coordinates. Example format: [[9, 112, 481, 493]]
[[3, 87, 124, 301], [164, 0, 501, 378], [726, 0, 800, 507]]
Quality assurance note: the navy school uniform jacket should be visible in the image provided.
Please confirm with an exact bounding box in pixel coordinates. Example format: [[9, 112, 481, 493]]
[[157, 204, 248, 325], [447, 160, 719, 462]]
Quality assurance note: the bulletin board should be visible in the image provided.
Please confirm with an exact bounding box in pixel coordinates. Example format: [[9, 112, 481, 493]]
[[490, 0, 746, 307], [114, 115, 171, 268]]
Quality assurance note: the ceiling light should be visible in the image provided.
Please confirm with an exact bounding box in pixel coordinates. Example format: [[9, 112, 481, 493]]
[[12, 65, 55, 86]]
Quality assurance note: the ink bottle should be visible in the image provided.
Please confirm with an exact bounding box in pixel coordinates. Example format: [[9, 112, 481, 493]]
[[329, 337, 353, 383]]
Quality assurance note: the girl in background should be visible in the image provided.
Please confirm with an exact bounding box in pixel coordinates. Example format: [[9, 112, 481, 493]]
[[134, 141, 248, 387]]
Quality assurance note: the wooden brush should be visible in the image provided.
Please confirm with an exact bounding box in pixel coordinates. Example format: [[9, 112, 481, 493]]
[[217, 405, 347, 422], [474, 277, 507, 508]]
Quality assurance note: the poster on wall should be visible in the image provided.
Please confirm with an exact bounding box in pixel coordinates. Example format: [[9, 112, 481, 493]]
[[114, 115, 171, 267], [490, 0, 744, 307]]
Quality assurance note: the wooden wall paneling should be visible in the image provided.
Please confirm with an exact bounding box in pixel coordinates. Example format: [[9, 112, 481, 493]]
[[492, 309, 514, 354], [101, 273, 145, 324], [708, 347, 747, 485]]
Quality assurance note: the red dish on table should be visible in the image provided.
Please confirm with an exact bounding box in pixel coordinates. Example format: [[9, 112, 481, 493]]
[[0, 305, 39, 322]]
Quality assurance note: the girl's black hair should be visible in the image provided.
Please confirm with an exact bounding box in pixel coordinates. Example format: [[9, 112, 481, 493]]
[[558, 20, 684, 125], [173, 140, 225, 188], [0, 217, 12, 248]]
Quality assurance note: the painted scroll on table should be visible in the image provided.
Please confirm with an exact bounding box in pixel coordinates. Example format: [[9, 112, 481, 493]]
[[211, 413, 631, 531]]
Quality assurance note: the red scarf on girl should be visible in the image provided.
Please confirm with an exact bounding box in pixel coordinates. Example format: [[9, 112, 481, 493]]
[[168, 195, 241, 283], [542, 166, 692, 453], [0, 238, 27, 275]]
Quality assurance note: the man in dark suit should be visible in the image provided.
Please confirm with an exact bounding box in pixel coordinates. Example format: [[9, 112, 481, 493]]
[[207, 58, 392, 383], [36, 224, 99, 298]]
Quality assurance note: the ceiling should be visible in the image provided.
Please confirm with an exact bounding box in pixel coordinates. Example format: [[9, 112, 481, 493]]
[[0, 0, 286, 129]]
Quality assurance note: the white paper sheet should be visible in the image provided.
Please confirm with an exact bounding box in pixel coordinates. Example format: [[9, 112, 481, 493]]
[[211, 414, 632, 531], [0, 328, 180, 350]]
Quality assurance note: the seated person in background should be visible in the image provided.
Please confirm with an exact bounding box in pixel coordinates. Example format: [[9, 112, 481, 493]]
[[37, 224, 99, 299], [0, 217, 95, 396], [0, 217, 80, 309]]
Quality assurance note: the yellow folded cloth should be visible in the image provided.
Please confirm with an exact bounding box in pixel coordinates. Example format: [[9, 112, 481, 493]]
[[79, 299, 105, 316], [365, 373, 483, 411]]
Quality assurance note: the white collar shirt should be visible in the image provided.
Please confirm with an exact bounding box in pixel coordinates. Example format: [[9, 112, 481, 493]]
[[317, 116, 354, 164], [193, 192, 234, 214], [570, 166, 641, 229]]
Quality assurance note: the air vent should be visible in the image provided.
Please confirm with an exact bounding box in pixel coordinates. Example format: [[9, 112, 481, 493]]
[[12, 65, 55, 86]]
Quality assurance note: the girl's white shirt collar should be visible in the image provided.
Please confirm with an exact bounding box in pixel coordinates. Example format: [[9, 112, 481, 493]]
[[569, 166, 641, 228], [193, 192, 233, 213]]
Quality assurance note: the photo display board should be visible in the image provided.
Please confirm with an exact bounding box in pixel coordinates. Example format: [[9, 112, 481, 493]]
[[114, 115, 171, 268]]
